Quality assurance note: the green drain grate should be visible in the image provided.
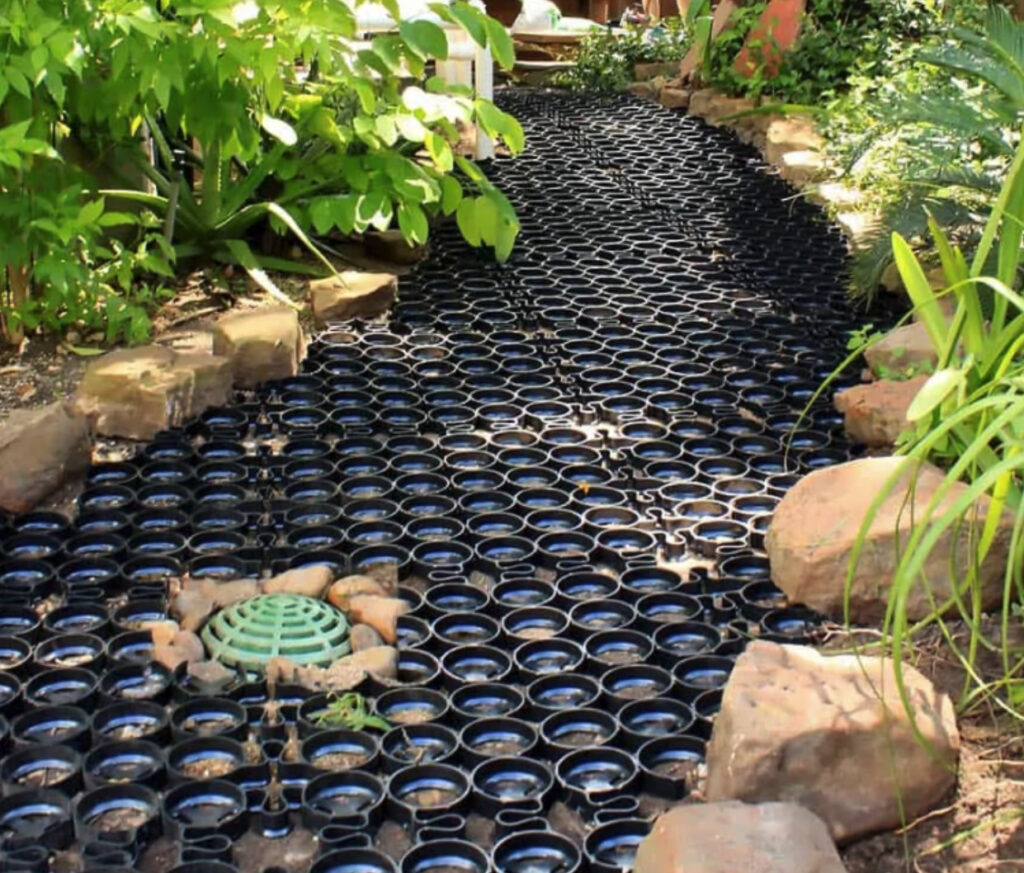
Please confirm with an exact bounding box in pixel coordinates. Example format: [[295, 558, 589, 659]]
[[201, 594, 351, 672]]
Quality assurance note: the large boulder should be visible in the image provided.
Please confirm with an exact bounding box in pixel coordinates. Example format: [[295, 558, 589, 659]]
[[765, 456, 1013, 623], [0, 402, 90, 512], [309, 272, 397, 324], [705, 641, 959, 844], [863, 321, 937, 379], [833, 375, 926, 447], [73, 346, 233, 440], [212, 306, 306, 389], [635, 801, 847, 873]]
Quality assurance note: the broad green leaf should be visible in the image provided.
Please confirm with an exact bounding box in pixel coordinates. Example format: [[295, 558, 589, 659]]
[[310, 198, 335, 235], [457, 197, 480, 246], [483, 17, 515, 69], [440, 175, 463, 215], [475, 100, 525, 153], [261, 115, 298, 146], [64, 345, 106, 356], [397, 202, 429, 244], [425, 132, 454, 172], [892, 232, 947, 352], [906, 368, 965, 422], [400, 20, 449, 60], [444, 2, 487, 46]]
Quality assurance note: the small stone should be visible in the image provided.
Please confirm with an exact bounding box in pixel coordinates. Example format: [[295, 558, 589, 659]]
[[335, 646, 398, 680], [658, 87, 690, 110], [361, 562, 399, 593], [172, 630, 206, 663], [147, 622, 180, 647], [833, 375, 927, 447], [185, 577, 261, 609], [0, 402, 90, 513], [73, 346, 232, 440], [705, 641, 959, 844], [836, 211, 882, 251], [327, 575, 389, 611], [152, 643, 190, 671], [212, 306, 306, 389], [171, 590, 215, 633], [266, 656, 299, 686], [863, 321, 938, 378], [687, 89, 756, 126], [350, 623, 385, 652], [289, 646, 399, 692], [309, 272, 398, 324], [635, 61, 679, 81], [765, 456, 1015, 623], [187, 659, 237, 691], [764, 118, 823, 166], [625, 81, 658, 100], [635, 801, 846, 873], [261, 565, 334, 599], [346, 595, 409, 645]]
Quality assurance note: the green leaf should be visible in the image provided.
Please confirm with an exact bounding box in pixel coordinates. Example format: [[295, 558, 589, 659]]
[[906, 368, 964, 422], [398, 202, 429, 244], [64, 345, 107, 357], [483, 17, 515, 70], [456, 197, 480, 246], [440, 175, 463, 215], [444, 2, 487, 46], [260, 114, 298, 146], [400, 20, 449, 60], [892, 233, 947, 352], [425, 132, 454, 172], [474, 100, 525, 153]]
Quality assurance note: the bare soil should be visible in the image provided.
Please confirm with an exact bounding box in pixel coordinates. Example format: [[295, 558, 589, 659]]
[[388, 707, 437, 725], [312, 750, 370, 771], [90, 807, 151, 833], [180, 756, 236, 780]]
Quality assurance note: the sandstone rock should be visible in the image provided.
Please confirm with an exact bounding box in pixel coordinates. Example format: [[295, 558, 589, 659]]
[[658, 87, 691, 110], [863, 321, 937, 378], [706, 641, 959, 843], [775, 149, 826, 187], [0, 402, 90, 513], [309, 272, 398, 324], [171, 590, 215, 633], [625, 81, 659, 100], [635, 61, 679, 81], [261, 565, 334, 600], [327, 575, 389, 611], [187, 659, 238, 692], [635, 800, 847, 873], [212, 306, 306, 389], [346, 595, 409, 644], [152, 630, 205, 671], [184, 577, 261, 609], [350, 623, 385, 652], [808, 182, 865, 210], [147, 622, 180, 647], [73, 346, 233, 439], [766, 456, 1014, 623], [833, 375, 927, 447], [288, 646, 399, 692], [171, 351, 234, 412], [764, 118, 823, 166], [687, 89, 756, 126], [836, 211, 881, 251]]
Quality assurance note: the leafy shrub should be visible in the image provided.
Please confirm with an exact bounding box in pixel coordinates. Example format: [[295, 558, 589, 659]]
[[705, 0, 947, 104], [557, 20, 691, 92], [824, 135, 1024, 715], [0, 0, 524, 346]]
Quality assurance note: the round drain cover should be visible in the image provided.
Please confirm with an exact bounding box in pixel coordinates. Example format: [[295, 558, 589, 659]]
[[201, 594, 351, 671]]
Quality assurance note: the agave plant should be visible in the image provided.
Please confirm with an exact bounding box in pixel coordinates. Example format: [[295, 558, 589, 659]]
[[846, 4, 1024, 301]]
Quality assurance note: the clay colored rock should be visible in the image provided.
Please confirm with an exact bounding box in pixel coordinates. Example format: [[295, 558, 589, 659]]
[[152, 630, 205, 671], [635, 801, 847, 873], [212, 306, 306, 389], [346, 595, 409, 644], [350, 623, 385, 652], [309, 272, 398, 324], [272, 646, 399, 692], [363, 229, 426, 266], [635, 61, 679, 81], [688, 89, 756, 126], [261, 565, 334, 599], [187, 659, 237, 692], [766, 456, 1014, 623], [764, 118, 823, 165], [864, 321, 938, 378], [0, 402, 90, 513], [625, 81, 659, 100], [705, 641, 959, 843], [834, 375, 927, 447], [734, 0, 807, 78], [171, 590, 215, 633], [658, 87, 691, 109], [73, 346, 233, 439], [327, 575, 389, 611]]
